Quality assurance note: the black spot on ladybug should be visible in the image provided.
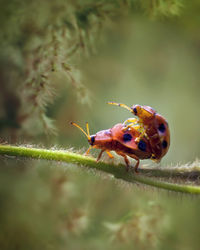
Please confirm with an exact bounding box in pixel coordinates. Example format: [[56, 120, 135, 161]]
[[138, 140, 146, 151], [90, 135, 95, 145], [123, 133, 132, 142], [133, 107, 137, 115], [158, 123, 166, 133], [162, 140, 168, 149]]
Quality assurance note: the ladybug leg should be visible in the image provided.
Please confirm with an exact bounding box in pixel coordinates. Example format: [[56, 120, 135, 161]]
[[106, 151, 114, 159], [134, 128, 148, 143], [84, 146, 92, 156], [124, 119, 147, 143], [123, 118, 143, 130], [123, 155, 130, 172], [123, 118, 146, 135], [123, 118, 138, 130], [123, 118, 138, 126], [97, 149, 105, 162], [117, 152, 139, 173], [129, 154, 140, 173], [123, 120, 147, 143], [116, 152, 130, 172]]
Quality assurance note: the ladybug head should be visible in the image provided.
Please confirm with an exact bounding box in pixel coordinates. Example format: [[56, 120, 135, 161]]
[[131, 104, 141, 116], [89, 135, 95, 146], [131, 105, 156, 121]]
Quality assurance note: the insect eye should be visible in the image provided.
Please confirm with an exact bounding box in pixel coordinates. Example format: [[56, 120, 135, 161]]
[[123, 133, 132, 142], [133, 107, 137, 115], [158, 123, 166, 133], [138, 139, 146, 152], [90, 136, 95, 145], [162, 140, 168, 149]]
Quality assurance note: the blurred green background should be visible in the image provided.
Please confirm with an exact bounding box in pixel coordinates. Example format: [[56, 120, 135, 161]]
[[0, 0, 200, 249], [58, 21, 200, 166], [0, 0, 200, 165], [65, 18, 200, 164]]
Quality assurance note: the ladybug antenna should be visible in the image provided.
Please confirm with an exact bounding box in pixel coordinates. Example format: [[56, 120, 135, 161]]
[[70, 122, 91, 140], [107, 101, 132, 113], [86, 122, 90, 137]]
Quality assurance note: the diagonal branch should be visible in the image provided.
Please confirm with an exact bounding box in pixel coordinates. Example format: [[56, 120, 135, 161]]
[[0, 144, 199, 194]]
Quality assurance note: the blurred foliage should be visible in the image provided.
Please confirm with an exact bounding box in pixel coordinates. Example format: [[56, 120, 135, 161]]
[[0, 158, 200, 250], [0, 0, 184, 139], [1, 0, 200, 249], [0, 0, 199, 163]]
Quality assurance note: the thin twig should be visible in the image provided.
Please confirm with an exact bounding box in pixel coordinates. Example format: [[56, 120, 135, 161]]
[[0, 145, 199, 194]]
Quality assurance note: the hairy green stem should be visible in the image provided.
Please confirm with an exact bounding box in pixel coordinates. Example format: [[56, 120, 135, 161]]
[[0, 144, 199, 194]]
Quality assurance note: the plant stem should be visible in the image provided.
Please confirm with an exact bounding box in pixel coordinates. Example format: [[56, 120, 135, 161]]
[[0, 144, 199, 194]]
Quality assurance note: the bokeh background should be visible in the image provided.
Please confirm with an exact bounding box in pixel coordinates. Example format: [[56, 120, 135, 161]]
[[65, 18, 200, 164], [0, 0, 200, 249]]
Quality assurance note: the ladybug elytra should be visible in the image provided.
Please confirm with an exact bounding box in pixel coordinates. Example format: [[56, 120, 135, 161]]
[[71, 122, 152, 172], [108, 102, 170, 162], [71, 102, 170, 173]]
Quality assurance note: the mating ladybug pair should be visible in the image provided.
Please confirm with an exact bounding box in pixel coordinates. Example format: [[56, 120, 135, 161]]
[[71, 102, 170, 173]]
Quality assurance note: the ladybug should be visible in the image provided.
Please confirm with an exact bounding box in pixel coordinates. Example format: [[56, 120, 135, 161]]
[[71, 122, 152, 172], [108, 102, 170, 162]]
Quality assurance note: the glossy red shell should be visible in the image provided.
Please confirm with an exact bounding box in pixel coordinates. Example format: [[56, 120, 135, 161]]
[[131, 105, 170, 161], [93, 123, 152, 160]]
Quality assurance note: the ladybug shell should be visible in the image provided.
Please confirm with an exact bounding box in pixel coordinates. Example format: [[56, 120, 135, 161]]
[[111, 123, 152, 159], [132, 105, 170, 161], [152, 114, 170, 160]]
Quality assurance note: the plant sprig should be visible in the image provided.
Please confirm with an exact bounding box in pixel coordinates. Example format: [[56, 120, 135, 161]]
[[0, 144, 199, 194]]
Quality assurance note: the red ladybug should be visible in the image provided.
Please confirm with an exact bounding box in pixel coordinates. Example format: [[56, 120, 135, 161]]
[[108, 102, 170, 162], [71, 122, 152, 172]]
